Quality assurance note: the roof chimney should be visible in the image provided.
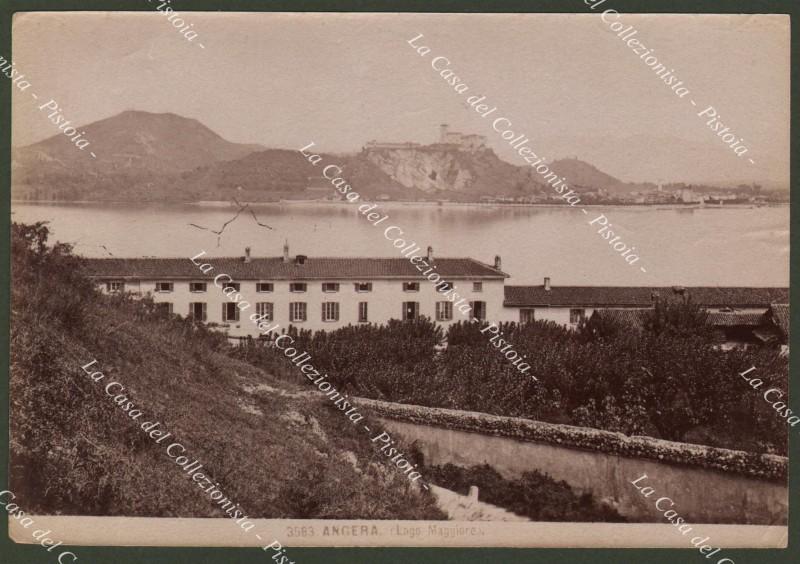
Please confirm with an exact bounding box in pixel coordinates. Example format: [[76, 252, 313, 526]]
[[427, 246, 434, 262], [494, 255, 502, 270], [282, 240, 289, 263], [244, 247, 251, 263], [544, 277, 551, 291], [295, 254, 307, 266], [440, 124, 449, 143]]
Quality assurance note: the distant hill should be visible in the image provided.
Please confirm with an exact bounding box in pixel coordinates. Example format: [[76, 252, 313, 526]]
[[18, 110, 262, 173], [11, 110, 646, 202], [12, 111, 263, 201], [172, 148, 427, 202], [548, 158, 641, 194]]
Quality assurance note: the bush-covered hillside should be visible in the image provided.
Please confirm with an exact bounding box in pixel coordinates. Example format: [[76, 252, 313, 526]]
[[10, 222, 443, 519]]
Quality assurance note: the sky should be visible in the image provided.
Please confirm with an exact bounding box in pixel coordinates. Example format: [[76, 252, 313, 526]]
[[11, 11, 790, 186]]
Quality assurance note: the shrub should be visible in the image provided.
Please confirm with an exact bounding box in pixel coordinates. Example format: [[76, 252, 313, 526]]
[[425, 463, 626, 522]]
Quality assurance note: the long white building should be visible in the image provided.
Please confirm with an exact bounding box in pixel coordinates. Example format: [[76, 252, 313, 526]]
[[85, 247, 788, 339], [86, 246, 508, 335]]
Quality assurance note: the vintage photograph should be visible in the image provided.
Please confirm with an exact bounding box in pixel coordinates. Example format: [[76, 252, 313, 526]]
[[6, 9, 791, 553]]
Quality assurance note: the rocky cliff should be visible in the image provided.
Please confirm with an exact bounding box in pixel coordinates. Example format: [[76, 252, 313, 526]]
[[363, 146, 545, 198]]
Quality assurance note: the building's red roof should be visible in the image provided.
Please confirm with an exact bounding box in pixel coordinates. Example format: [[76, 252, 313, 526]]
[[505, 285, 788, 308], [83, 256, 508, 281]]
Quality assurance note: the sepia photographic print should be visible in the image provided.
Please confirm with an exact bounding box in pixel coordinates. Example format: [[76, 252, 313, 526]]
[[4, 6, 794, 559]]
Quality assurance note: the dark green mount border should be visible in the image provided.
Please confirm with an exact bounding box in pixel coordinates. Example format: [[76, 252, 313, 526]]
[[1, 1, 797, 563]]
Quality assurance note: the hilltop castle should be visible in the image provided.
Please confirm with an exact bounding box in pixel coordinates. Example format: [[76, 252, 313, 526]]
[[363, 124, 487, 153]]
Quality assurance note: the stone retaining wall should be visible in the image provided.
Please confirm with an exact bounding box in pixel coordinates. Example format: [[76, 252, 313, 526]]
[[353, 398, 789, 524]]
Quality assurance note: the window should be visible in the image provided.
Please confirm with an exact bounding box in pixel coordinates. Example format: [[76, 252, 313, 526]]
[[355, 282, 373, 293], [290, 302, 307, 322], [290, 282, 307, 293], [520, 308, 536, 324], [106, 281, 124, 293], [156, 302, 173, 315], [322, 283, 340, 293], [189, 302, 207, 321], [437, 280, 454, 292], [322, 302, 340, 322], [222, 302, 240, 322], [436, 301, 453, 321], [256, 302, 274, 321], [155, 282, 173, 293], [473, 282, 483, 292], [403, 282, 420, 292], [470, 301, 487, 321], [570, 308, 586, 324], [190, 282, 207, 293], [402, 301, 420, 321], [222, 282, 240, 291], [358, 302, 369, 323], [256, 282, 274, 293]]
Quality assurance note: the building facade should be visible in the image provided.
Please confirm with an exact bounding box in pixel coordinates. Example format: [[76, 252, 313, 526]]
[[501, 279, 788, 330], [86, 247, 508, 336], [85, 253, 789, 340]]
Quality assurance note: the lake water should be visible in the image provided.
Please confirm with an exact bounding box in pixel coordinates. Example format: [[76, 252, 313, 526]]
[[11, 202, 790, 286]]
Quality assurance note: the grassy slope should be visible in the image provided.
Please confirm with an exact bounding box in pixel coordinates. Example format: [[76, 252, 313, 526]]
[[11, 289, 443, 519]]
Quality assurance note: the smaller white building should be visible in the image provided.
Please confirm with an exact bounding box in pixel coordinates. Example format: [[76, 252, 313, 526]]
[[501, 279, 789, 330]]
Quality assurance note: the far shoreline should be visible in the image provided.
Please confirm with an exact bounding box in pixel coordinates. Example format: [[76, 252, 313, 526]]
[[11, 199, 789, 211]]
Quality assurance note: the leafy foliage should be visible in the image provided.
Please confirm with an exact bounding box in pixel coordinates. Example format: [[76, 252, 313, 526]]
[[236, 312, 789, 455]]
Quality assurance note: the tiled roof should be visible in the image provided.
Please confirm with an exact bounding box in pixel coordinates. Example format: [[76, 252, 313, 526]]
[[593, 309, 769, 329], [505, 286, 788, 308], [83, 256, 508, 281], [768, 303, 790, 337], [705, 312, 765, 327]]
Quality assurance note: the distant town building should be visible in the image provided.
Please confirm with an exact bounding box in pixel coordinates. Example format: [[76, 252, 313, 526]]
[[306, 176, 341, 200]]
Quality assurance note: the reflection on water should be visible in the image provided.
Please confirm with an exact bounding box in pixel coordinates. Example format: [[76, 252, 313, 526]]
[[11, 202, 789, 286]]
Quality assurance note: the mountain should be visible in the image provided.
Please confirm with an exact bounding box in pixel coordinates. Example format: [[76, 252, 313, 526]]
[[12, 111, 263, 201], [19, 110, 263, 172], [11, 109, 642, 202]]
